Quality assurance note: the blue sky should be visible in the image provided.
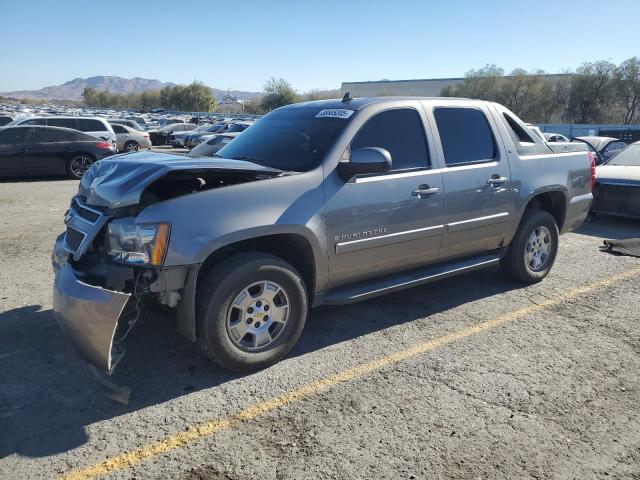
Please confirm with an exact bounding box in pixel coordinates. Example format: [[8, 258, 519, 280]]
[[1, 0, 639, 93]]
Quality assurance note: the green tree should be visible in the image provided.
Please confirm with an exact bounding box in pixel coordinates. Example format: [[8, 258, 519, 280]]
[[260, 77, 298, 111], [82, 87, 100, 106]]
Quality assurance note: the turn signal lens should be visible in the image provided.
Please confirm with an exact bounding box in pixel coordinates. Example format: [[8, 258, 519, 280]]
[[150, 223, 170, 265]]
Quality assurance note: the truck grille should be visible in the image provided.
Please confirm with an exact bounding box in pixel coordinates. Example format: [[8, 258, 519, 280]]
[[65, 227, 86, 252], [63, 196, 110, 259], [73, 198, 101, 223]]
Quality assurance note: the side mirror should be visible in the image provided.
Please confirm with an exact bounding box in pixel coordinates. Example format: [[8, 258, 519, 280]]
[[338, 147, 392, 181]]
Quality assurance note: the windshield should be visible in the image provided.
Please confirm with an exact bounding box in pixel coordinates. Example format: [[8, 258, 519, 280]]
[[217, 107, 353, 171], [607, 143, 640, 166]]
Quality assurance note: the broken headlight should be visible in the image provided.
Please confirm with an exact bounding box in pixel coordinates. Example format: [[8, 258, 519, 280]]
[[107, 218, 170, 266]]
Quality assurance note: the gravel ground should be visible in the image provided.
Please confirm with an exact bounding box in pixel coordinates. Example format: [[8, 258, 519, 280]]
[[1, 178, 639, 480]]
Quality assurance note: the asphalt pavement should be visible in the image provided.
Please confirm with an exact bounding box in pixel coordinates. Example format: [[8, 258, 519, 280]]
[[1, 178, 639, 480]]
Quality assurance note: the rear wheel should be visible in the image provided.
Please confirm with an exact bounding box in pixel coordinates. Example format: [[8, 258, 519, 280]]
[[197, 252, 308, 372], [501, 209, 559, 283], [66, 154, 95, 179], [124, 141, 139, 152]]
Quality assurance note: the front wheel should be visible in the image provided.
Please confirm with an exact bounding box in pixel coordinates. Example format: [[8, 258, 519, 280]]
[[66, 154, 95, 179], [197, 252, 308, 372], [501, 209, 559, 283]]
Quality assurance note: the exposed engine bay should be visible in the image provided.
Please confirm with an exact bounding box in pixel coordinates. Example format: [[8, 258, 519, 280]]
[[140, 169, 282, 206]]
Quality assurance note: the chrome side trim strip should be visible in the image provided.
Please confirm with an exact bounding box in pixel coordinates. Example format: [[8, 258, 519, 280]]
[[336, 224, 445, 255], [354, 168, 438, 183], [446, 212, 509, 232]]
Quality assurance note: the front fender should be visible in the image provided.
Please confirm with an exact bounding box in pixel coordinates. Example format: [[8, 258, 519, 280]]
[[135, 168, 327, 274]]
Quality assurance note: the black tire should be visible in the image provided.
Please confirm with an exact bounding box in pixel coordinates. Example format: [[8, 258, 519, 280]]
[[66, 153, 95, 179], [501, 209, 559, 283], [124, 141, 139, 152], [197, 252, 308, 372]]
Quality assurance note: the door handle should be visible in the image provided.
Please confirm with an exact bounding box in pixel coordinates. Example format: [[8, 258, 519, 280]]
[[412, 185, 439, 198], [487, 175, 508, 186]]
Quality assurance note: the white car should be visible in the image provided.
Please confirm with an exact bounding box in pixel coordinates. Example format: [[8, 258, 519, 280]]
[[9, 116, 117, 149], [543, 133, 570, 143]]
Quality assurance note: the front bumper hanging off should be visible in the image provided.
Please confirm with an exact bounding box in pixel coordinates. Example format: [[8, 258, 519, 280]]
[[53, 263, 131, 373]]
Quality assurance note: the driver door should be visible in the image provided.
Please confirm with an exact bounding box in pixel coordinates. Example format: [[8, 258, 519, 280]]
[[323, 103, 444, 288]]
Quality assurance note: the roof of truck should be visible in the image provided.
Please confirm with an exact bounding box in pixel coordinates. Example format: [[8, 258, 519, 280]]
[[285, 96, 472, 111]]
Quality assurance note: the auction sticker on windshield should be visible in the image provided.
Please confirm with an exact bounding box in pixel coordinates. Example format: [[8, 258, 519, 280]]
[[315, 109, 354, 119]]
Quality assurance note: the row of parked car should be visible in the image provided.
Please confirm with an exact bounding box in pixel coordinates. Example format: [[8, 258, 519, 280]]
[[0, 110, 250, 178]]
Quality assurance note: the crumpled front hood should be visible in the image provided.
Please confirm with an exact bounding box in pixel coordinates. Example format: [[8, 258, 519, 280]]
[[78, 151, 282, 208]]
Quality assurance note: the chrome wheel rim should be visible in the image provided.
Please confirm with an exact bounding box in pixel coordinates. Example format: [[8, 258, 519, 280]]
[[126, 142, 138, 152], [226, 281, 290, 352], [525, 226, 552, 272], [70, 155, 93, 178]]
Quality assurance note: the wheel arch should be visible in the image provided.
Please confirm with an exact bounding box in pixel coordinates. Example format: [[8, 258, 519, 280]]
[[522, 188, 567, 232], [177, 232, 318, 343]]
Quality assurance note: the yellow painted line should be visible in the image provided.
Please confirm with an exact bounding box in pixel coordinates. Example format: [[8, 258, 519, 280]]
[[60, 267, 640, 480]]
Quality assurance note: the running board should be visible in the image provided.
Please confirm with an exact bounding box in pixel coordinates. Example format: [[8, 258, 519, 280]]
[[320, 250, 505, 306]]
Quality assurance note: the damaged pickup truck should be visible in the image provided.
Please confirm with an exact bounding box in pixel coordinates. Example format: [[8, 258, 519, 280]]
[[52, 97, 595, 387]]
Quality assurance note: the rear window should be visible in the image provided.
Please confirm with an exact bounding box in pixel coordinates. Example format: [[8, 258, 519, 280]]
[[434, 107, 496, 165], [77, 119, 107, 131]]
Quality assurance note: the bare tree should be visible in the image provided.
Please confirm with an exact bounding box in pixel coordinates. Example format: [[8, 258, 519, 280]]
[[567, 61, 616, 123], [614, 57, 640, 124], [537, 73, 571, 123]]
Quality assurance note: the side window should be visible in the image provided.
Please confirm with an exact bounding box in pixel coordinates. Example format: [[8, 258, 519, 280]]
[[0, 128, 28, 144], [48, 118, 75, 129], [77, 119, 105, 131], [25, 118, 46, 125], [434, 107, 496, 165], [111, 124, 125, 134], [32, 128, 65, 143], [351, 108, 430, 171]]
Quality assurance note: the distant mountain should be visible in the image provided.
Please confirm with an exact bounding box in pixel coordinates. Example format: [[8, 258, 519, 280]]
[[2, 76, 261, 102]]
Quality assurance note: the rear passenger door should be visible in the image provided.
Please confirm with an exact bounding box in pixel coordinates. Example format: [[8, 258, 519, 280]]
[[24, 128, 71, 174], [428, 103, 514, 260], [324, 103, 444, 287]]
